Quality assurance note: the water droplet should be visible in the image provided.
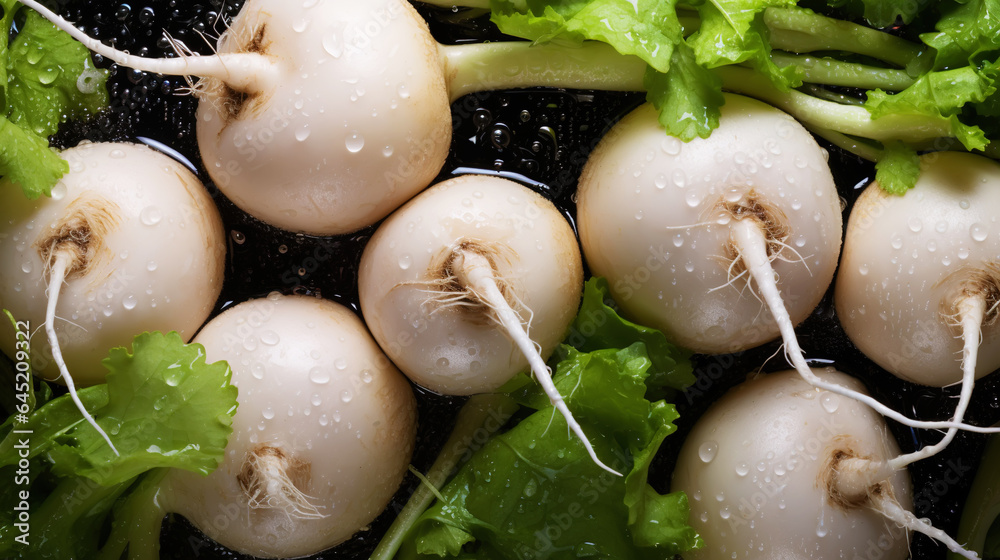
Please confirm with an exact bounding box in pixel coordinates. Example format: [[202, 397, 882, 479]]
[[971, 223, 989, 242], [51, 182, 67, 200], [673, 234, 684, 248], [735, 462, 749, 477], [309, 367, 330, 384], [383, 145, 394, 157], [346, 131, 365, 153], [655, 173, 667, 189], [698, 441, 718, 463], [960, 199, 970, 209], [661, 136, 682, 155], [858, 264, 869, 276], [890, 235, 903, 250], [685, 191, 700, 207], [335, 358, 348, 370], [958, 247, 970, 260], [341, 390, 353, 403], [260, 330, 280, 346], [398, 254, 412, 270], [322, 33, 342, 58], [20, 261, 32, 274], [293, 18, 309, 32], [635, 211, 643, 221], [109, 148, 126, 159], [251, 362, 265, 379], [262, 407, 275, 420], [122, 295, 137, 310], [436, 357, 450, 368], [140, 206, 162, 226], [719, 507, 732, 520], [295, 127, 311, 142], [672, 169, 686, 188], [908, 217, 922, 233]]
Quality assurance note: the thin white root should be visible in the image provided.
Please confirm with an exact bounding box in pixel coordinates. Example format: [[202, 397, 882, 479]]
[[454, 251, 622, 477], [888, 295, 985, 470], [45, 252, 119, 455], [240, 447, 326, 520], [729, 219, 1000, 433], [874, 493, 979, 559], [17, 0, 278, 93]]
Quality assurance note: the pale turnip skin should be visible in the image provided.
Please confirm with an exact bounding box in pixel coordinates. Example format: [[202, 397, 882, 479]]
[[577, 94, 842, 354], [672, 368, 912, 560], [359, 175, 583, 395], [196, 0, 451, 235], [0, 141, 225, 385], [836, 152, 1000, 387], [162, 293, 417, 558]]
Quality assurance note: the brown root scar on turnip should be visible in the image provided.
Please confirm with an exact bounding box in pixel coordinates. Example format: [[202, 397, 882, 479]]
[[34, 194, 120, 281], [196, 18, 273, 127], [939, 262, 1000, 327]]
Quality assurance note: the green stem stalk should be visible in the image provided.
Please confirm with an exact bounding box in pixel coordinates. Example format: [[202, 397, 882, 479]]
[[97, 469, 169, 560], [764, 6, 925, 69], [441, 41, 646, 102], [771, 52, 917, 91], [369, 394, 519, 560]]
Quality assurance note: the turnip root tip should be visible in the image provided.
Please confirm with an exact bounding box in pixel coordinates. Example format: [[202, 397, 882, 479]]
[[446, 245, 620, 477], [43, 249, 118, 455]]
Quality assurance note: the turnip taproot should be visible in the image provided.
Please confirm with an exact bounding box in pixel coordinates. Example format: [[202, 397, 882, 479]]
[[577, 94, 995, 434], [0, 141, 225, 453], [161, 293, 417, 558], [356, 175, 613, 473], [673, 368, 977, 559], [837, 152, 1000, 465]]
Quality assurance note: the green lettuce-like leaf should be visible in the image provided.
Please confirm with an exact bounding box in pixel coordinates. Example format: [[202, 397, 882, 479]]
[[0, 0, 108, 199], [489, 0, 684, 73], [0, 331, 237, 485], [689, 13, 800, 92], [643, 42, 726, 141], [565, 277, 694, 393], [875, 140, 920, 194], [921, 0, 1000, 71], [0, 331, 237, 559], [400, 343, 701, 559], [865, 65, 998, 151], [827, 0, 928, 27]]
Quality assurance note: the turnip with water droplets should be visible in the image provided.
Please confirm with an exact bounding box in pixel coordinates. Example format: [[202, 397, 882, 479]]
[[161, 293, 417, 558], [0, 141, 225, 453]]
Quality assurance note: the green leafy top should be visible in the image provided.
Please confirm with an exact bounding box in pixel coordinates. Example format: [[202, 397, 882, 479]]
[[488, 0, 1000, 194], [0, 331, 237, 485], [0, 0, 108, 199], [0, 331, 238, 558], [397, 279, 701, 559]]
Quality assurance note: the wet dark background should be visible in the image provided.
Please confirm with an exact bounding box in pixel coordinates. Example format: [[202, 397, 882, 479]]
[[32, 0, 1000, 558]]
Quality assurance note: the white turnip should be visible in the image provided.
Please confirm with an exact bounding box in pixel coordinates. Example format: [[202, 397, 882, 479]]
[[836, 152, 1000, 465], [576, 94, 991, 434], [0, 141, 225, 452], [356, 175, 614, 473], [673, 368, 976, 559], [160, 293, 417, 558], [19, 0, 644, 235]]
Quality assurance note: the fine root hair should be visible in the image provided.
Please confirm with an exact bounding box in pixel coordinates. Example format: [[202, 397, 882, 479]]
[[237, 444, 327, 521], [399, 238, 522, 327]]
